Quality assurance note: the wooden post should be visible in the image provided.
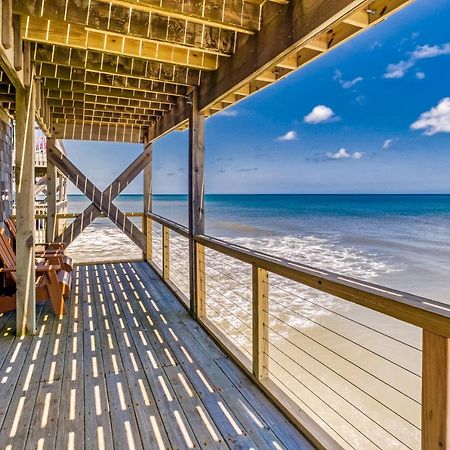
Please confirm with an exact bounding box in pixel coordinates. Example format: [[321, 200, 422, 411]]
[[143, 136, 152, 262], [46, 139, 57, 242], [196, 243, 206, 318], [422, 330, 449, 449], [188, 88, 205, 318], [14, 75, 36, 335], [2, 0, 13, 49], [252, 265, 269, 380], [162, 225, 170, 280]]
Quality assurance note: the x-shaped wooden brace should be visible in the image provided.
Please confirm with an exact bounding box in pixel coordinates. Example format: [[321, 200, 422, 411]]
[[47, 141, 152, 251]]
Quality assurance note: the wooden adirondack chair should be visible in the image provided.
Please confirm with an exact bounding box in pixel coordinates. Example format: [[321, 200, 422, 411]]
[[4, 219, 73, 272], [0, 228, 70, 315]]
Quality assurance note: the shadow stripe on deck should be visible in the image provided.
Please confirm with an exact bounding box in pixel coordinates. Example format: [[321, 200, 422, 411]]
[[0, 261, 312, 450]]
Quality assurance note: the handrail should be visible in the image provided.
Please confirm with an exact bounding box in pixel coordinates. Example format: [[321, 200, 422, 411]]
[[194, 234, 450, 337], [142, 211, 450, 337], [11, 211, 145, 220], [147, 212, 189, 238]]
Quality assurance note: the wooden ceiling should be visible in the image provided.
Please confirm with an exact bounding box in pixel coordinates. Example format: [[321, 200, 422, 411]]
[[5, 0, 412, 143]]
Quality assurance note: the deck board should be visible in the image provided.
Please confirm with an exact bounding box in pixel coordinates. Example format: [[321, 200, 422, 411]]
[[0, 261, 313, 450]]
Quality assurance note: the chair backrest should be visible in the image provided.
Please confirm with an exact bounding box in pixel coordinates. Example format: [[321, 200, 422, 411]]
[[4, 219, 16, 244], [0, 227, 17, 283]]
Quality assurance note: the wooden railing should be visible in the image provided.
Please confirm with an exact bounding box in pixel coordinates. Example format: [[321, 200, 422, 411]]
[[26, 210, 449, 449], [145, 212, 450, 450]]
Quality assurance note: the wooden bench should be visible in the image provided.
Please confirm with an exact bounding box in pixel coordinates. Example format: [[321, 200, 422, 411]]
[[0, 228, 70, 315]]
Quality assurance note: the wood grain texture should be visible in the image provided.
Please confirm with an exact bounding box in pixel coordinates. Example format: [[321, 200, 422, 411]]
[[0, 261, 312, 449], [14, 80, 36, 335], [422, 330, 449, 450]]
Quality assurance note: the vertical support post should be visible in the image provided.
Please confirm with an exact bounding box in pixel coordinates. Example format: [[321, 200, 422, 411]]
[[46, 139, 57, 243], [195, 243, 206, 318], [143, 135, 152, 262], [252, 265, 269, 380], [2, 0, 13, 49], [15, 71, 36, 335], [188, 88, 205, 318], [422, 330, 449, 449], [162, 225, 170, 280]]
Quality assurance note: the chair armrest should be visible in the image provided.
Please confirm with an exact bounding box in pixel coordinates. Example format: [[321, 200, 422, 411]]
[[35, 265, 61, 273]]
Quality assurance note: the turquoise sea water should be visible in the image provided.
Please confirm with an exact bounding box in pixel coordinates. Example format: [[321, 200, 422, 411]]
[[67, 194, 450, 303]]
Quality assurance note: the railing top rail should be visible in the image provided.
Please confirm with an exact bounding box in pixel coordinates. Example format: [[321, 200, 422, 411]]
[[147, 212, 190, 238], [193, 233, 450, 337]]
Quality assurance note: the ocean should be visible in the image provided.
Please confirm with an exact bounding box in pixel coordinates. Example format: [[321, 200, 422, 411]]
[[67, 194, 450, 303], [65, 194, 450, 449]]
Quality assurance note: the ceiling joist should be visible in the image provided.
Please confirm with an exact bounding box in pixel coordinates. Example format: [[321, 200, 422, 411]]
[[33, 43, 201, 86]]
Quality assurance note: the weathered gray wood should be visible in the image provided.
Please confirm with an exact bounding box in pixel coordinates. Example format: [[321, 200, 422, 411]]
[[47, 143, 148, 251], [188, 89, 205, 318], [56, 145, 151, 246], [252, 265, 269, 380], [46, 142, 58, 242], [422, 330, 449, 450], [1, 0, 12, 49], [14, 78, 36, 335], [143, 138, 152, 262]]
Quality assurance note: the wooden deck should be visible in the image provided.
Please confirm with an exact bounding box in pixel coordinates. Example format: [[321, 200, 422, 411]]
[[0, 262, 311, 450]]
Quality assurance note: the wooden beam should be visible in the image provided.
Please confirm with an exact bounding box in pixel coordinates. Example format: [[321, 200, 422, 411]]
[[47, 98, 171, 113], [46, 140, 57, 242], [33, 43, 201, 86], [60, 68, 184, 97], [52, 121, 144, 142], [51, 108, 164, 119], [36, 65, 188, 97], [162, 225, 170, 280], [14, 2, 236, 56], [14, 77, 36, 335], [200, 0, 372, 110], [422, 330, 449, 449], [252, 265, 269, 380], [47, 143, 147, 249], [143, 137, 152, 262], [13, 0, 257, 36], [148, 0, 374, 139], [52, 116, 153, 127], [55, 144, 151, 246], [1, 0, 13, 49], [43, 83, 176, 105], [22, 16, 221, 71], [12, 14, 22, 71], [188, 89, 205, 318], [89, 0, 259, 34]]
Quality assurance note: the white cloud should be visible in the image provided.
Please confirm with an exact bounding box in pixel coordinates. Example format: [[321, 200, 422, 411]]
[[326, 148, 364, 160], [304, 105, 337, 124], [415, 71, 426, 80], [382, 138, 395, 149], [276, 130, 298, 142], [384, 42, 450, 79], [217, 109, 238, 117], [410, 97, 450, 136], [334, 70, 363, 89]]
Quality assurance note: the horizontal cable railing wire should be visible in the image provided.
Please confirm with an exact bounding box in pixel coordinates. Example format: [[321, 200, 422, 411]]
[[168, 230, 190, 302], [138, 215, 449, 450], [202, 247, 253, 365], [151, 221, 163, 271]]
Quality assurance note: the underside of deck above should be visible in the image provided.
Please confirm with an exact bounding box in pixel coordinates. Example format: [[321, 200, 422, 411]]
[[1, 0, 412, 142]]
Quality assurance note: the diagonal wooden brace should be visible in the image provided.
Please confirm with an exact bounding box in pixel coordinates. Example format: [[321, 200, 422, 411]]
[[54, 143, 152, 246], [47, 142, 150, 251]]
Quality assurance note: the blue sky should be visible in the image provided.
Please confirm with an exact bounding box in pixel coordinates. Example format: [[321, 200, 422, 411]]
[[65, 0, 450, 194]]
